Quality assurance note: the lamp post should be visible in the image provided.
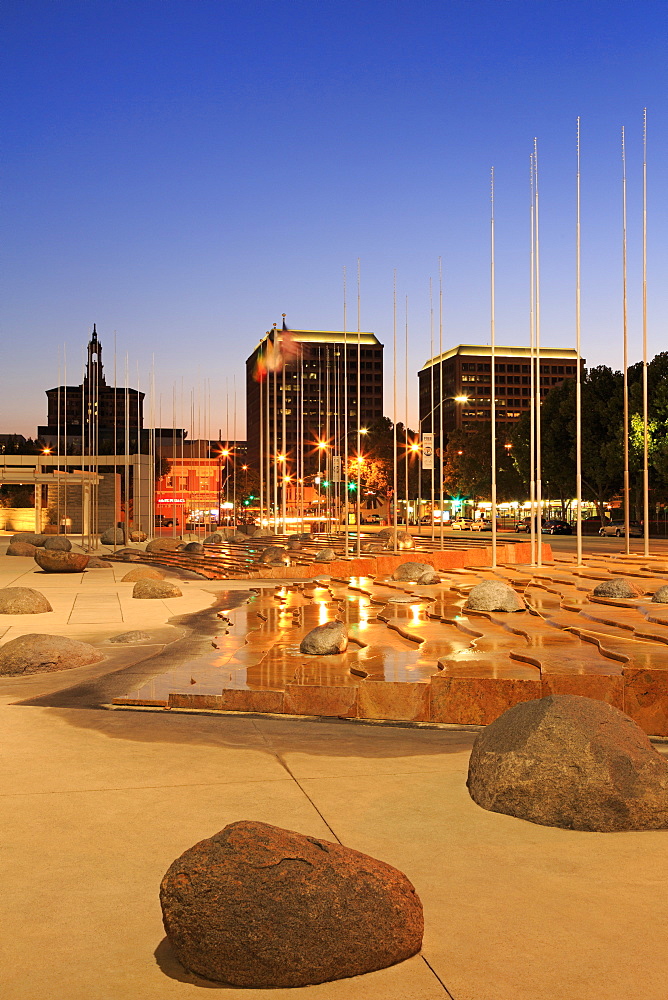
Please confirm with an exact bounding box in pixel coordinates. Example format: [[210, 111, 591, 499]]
[[419, 395, 468, 544]]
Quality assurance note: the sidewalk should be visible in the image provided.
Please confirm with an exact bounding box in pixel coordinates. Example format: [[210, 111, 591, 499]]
[[1, 543, 667, 999]]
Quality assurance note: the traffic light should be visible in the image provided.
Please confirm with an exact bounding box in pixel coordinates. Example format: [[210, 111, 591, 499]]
[[321, 479, 329, 487], [348, 481, 357, 492]]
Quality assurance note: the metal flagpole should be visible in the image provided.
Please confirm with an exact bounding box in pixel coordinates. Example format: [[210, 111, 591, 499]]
[[642, 109, 650, 557], [233, 376, 238, 530], [356, 259, 362, 556], [529, 154, 536, 566], [439, 258, 444, 550], [259, 343, 264, 529], [343, 266, 349, 556], [490, 166, 497, 569], [393, 270, 398, 552], [430, 277, 435, 542], [273, 330, 279, 534], [622, 126, 631, 555], [404, 296, 409, 531], [576, 118, 583, 565], [534, 140, 543, 568], [281, 332, 287, 534]]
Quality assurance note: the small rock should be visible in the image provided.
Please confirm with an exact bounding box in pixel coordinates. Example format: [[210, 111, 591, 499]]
[[129, 530, 148, 542], [287, 539, 302, 551], [184, 542, 204, 554], [86, 557, 112, 568], [203, 533, 222, 544], [160, 820, 423, 988], [0, 633, 102, 676], [259, 546, 288, 564], [467, 694, 668, 832], [652, 585, 668, 604], [7, 542, 37, 557], [121, 567, 166, 582], [465, 580, 525, 613], [43, 535, 72, 551], [34, 550, 90, 573], [114, 548, 145, 562], [0, 588, 53, 614], [10, 532, 48, 547], [300, 621, 348, 654], [593, 578, 644, 599], [393, 561, 436, 583], [384, 531, 414, 550], [109, 631, 154, 644], [232, 533, 248, 544], [146, 537, 184, 553], [100, 527, 126, 545], [314, 547, 337, 562], [132, 580, 182, 599]]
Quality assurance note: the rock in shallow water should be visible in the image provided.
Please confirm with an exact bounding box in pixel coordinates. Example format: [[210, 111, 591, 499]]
[[593, 578, 644, 599], [0, 634, 102, 675], [300, 620, 348, 654], [467, 694, 668, 832], [109, 630, 154, 644], [465, 580, 525, 612], [160, 820, 423, 988], [652, 585, 668, 604]]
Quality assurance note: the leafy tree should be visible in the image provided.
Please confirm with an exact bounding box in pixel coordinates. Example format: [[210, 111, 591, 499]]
[[443, 424, 525, 506], [511, 366, 625, 521]]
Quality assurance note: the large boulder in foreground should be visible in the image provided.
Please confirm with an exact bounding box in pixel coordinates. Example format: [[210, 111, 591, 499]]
[[7, 542, 38, 557], [132, 580, 182, 599], [0, 634, 103, 676], [160, 820, 423, 988], [465, 580, 525, 613], [467, 694, 668, 832], [593, 578, 644, 599], [300, 621, 348, 655], [34, 549, 89, 573], [0, 588, 53, 614]]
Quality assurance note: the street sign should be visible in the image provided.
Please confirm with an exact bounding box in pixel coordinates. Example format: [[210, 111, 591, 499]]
[[331, 455, 342, 482], [422, 433, 434, 470]]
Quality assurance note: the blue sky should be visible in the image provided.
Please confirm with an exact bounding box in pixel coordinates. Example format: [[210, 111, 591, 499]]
[[2, 0, 667, 436]]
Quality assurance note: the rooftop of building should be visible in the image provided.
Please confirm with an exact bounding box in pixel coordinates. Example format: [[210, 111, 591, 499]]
[[248, 328, 383, 361], [420, 344, 582, 371]]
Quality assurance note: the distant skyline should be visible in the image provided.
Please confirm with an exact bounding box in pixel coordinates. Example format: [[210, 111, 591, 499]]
[[2, 0, 667, 437]]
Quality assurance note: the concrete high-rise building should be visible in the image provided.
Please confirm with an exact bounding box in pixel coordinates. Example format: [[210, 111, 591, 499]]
[[418, 344, 582, 439], [246, 327, 384, 478]]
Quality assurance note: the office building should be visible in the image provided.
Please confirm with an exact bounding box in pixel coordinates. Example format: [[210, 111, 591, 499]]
[[418, 344, 582, 437], [246, 327, 384, 478]]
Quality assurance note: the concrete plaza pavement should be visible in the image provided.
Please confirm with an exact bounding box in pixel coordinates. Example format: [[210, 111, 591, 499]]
[[1, 538, 667, 999]]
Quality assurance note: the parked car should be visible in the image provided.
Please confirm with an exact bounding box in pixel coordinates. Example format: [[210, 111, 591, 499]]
[[154, 514, 174, 527], [544, 519, 572, 535], [450, 518, 474, 530], [515, 516, 547, 533], [471, 518, 492, 531], [362, 513, 382, 524], [599, 520, 643, 537]]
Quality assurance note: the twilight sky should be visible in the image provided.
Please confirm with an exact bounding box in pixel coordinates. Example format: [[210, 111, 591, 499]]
[[2, 0, 667, 438]]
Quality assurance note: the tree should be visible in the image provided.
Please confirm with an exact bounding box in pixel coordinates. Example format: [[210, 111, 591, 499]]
[[511, 366, 625, 521], [443, 424, 525, 506]]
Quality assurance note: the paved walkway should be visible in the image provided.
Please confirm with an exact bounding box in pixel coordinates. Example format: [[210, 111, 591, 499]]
[[1, 539, 667, 999]]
